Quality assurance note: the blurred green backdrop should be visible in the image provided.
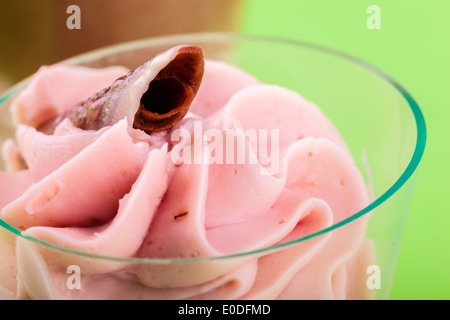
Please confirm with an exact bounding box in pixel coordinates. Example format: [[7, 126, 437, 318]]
[[240, 0, 449, 299]]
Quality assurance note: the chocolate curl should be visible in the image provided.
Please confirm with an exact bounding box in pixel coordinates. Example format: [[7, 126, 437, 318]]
[[39, 45, 204, 134], [133, 46, 204, 133]]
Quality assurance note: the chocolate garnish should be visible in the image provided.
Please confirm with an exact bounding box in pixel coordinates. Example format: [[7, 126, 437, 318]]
[[174, 211, 188, 220], [39, 45, 204, 134], [134, 46, 204, 133]]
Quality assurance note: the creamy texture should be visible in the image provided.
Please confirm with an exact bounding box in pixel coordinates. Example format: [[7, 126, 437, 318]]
[[0, 56, 373, 300]]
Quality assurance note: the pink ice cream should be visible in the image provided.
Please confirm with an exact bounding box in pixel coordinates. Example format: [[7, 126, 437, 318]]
[[0, 46, 373, 300]]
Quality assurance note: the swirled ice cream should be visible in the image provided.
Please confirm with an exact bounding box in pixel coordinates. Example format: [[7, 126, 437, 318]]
[[0, 45, 374, 300]]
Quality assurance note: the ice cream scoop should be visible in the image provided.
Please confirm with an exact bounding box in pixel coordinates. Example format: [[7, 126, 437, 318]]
[[0, 45, 373, 300]]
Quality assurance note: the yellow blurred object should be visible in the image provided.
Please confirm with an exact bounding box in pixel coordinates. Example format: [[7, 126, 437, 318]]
[[0, 0, 243, 82], [0, 76, 12, 94]]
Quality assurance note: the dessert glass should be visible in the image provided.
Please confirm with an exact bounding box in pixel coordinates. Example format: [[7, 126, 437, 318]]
[[0, 33, 426, 300]]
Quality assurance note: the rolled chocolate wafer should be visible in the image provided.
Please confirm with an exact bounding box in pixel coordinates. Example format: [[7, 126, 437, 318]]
[[39, 45, 204, 134]]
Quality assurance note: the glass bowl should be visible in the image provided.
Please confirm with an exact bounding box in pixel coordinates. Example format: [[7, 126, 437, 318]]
[[0, 33, 426, 300]]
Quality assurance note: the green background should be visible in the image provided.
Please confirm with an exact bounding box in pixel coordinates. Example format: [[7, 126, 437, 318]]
[[240, 0, 449, 299]]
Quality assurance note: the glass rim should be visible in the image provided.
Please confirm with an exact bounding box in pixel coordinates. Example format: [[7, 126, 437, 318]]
[[0, 32, 427, 264]]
